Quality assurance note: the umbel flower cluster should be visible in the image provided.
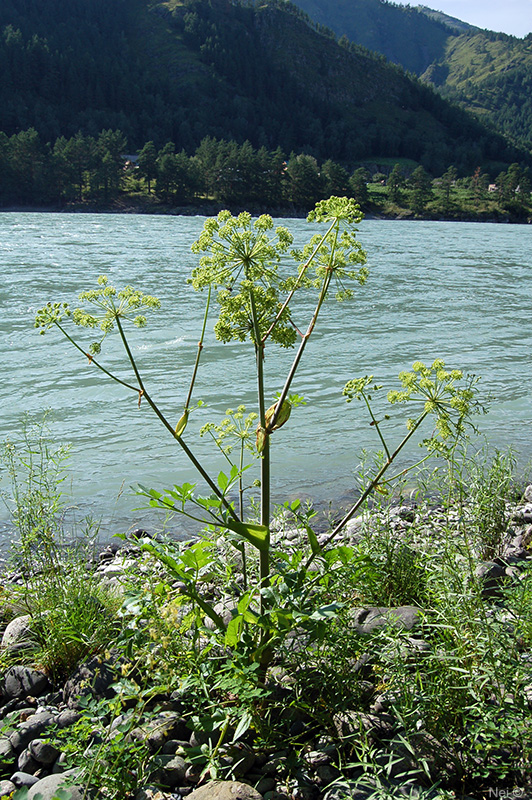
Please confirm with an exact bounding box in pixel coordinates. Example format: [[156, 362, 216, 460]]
[[35, 276, 161, 355]]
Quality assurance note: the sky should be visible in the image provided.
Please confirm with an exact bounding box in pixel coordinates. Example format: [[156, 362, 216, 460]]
[[392, 0, 532, 37]]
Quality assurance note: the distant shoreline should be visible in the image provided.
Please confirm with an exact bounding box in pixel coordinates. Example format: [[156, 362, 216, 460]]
[[1, 199, 530, 224]]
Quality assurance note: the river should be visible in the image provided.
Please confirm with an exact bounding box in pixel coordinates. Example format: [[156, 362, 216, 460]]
[[1, 212, 531, 547]]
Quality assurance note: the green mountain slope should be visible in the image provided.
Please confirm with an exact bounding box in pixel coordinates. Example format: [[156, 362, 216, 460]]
[[427, 32, 532, 146], [416, 6, 479, 34], [0, 0, 526, 172], [288, 0, 532, 148], [285, 0, 458, 74]]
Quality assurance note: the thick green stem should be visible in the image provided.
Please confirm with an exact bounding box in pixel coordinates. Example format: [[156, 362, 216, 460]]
[[238, 438, 248, 591], [247, 286, 271, 679], [248, 291, 270, 593]]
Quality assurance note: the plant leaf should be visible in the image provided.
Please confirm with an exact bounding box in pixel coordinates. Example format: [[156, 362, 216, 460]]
[[223, 519, 270, 552], [174, 409, 189, 437], [232, 711, 253, 743]]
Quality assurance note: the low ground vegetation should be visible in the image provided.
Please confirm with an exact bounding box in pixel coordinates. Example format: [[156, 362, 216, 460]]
[[0, 441, 531, 799]]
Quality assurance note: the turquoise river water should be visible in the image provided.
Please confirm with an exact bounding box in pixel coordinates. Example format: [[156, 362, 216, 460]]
[[1, 212, 531, 546]]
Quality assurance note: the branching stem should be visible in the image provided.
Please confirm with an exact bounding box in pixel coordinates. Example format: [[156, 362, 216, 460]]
[[268, 222, 339, 431], [305, 411, 429, 570], [113, 314, 239, 519]]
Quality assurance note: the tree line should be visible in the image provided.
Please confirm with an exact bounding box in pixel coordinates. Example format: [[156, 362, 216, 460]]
[[1, 128, 530, 219], [0, 128, 378, 207], [371, 162, 532, 220]]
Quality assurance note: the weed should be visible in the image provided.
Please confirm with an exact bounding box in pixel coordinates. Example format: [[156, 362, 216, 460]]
[[0, 411, 71, 575], [1, 416, 123, 679], [466, 448, 517, 559]]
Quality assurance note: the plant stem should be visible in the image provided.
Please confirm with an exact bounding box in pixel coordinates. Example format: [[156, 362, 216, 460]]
[[262, 217, 338, 344], [362, 394, 391, 460], [114, 315, 238, 519], [238, 436, 248, 591], [305, 411, 429, 570], [269, 224, 338, 431], [184, 284, 211, 411], [55, 322, 139, 393], [248, 290, 270, 593]]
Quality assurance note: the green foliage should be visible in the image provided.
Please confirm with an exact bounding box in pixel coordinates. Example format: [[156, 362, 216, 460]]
[[438, 32, 532, 147], [289, 0, 532, 148], [0, 412, 70, 574], [0, 416, 123, 679], [408, 165, 433, 215], [190, 211, 296, 346], [289, 0, 454, 75], [1, 122, 530, 215], [349, 166, 370, 206], [34, 195, 532, 798], [0, 0, 527, 192], [353, 529, 430, 606], [463, 447, 517, 559], [50, 692, 155, 798], [7, 367, 532, 797]]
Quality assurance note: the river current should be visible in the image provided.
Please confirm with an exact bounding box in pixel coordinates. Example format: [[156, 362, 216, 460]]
[[1, 213, 531, 546]]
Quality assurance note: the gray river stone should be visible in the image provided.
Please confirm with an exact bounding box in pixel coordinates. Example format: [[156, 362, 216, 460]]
[[29, 738, 61, 765], [27, 769, 85, 800], [350, 606, 422, 635], [4, 665, 50, 699], [187, 781, 264, 800], [9, 711, 55, 752], [1, 615, 34, 653], [0, 736, 15, 767], [10, 771, 40, 788]]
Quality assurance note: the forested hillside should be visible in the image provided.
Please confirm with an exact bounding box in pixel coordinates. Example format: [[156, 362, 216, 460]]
[[429, 31, 532, 147], [0, 0, 526, 175], [289, 0, 532, 149], [285, 0, 457, 74]]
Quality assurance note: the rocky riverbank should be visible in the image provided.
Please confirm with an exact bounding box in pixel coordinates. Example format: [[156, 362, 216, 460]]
[[2, 487, 532, 800]]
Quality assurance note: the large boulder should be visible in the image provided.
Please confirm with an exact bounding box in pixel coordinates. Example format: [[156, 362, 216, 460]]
[[4, 665, 51, 699], [1, 615, 35, 653]]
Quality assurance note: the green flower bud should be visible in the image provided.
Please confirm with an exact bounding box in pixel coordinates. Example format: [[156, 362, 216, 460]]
[[264, 399, 292, 431]]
